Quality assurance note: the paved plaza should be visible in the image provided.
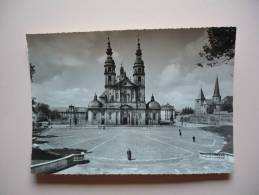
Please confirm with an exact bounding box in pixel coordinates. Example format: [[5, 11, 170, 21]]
[[40, 126, 233, 175]]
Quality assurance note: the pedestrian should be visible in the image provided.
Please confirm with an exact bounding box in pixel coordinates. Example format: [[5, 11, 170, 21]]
[[127, 149, 132, 161], [192, 136, 196, 142], [179, 128, 182, 136]]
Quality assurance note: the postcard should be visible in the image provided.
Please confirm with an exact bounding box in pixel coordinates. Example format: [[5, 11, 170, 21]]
[[27, 27, 235, 175]]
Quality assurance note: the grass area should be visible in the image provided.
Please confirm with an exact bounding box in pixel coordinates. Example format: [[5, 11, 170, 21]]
[[31, 148, 61, 160], [200, 125, 233, 154]]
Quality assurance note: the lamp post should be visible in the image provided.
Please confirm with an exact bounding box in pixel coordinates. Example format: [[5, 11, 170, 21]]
[[68, 104, 75, 128], [218, 107, 221, 126]]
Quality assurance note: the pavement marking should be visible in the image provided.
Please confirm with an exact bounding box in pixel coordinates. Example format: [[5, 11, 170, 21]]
[[206, 139, 216, 147], [143, 134, 195, 156], [64, 133, 115, 147], [89, 154, 194, 163], [88, 131, 125, 152], [86, 130, 196, 164], [149, 133, 217, 148]]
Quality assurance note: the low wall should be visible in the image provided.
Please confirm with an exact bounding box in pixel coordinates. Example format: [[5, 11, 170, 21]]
[[199, 152, 234, 162], [186, 113, 233, 125], [31, 153, 85, 174]]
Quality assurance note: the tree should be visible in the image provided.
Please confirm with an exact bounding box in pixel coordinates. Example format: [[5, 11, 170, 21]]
[[181, 107, 194, 115], [221, 96, 233, 112], [36, 103, 50, 115], [30, 63, 35, 81], [221, 102, 233, 113], [199, 27, 236, 67], [50, 110, 62, 120], [32, 97, 37, 113], [35, 103, 51, 122]]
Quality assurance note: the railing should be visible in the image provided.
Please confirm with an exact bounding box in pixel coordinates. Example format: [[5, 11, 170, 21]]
[[199, 152, 234, 162], [31, 153, 86, 174]]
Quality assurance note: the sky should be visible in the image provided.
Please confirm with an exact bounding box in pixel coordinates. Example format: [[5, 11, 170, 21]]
[[27, 28, 234, 110]]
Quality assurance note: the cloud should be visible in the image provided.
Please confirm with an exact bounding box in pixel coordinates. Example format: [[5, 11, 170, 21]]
[[184, 32, 208, 58], [32, 84, 92, 107], [169, 31, 207, 65], [155, 63, 233, 110], [28, 33, 96, 83], [32, 71, 96, 106], [158, 64, 182, 88]]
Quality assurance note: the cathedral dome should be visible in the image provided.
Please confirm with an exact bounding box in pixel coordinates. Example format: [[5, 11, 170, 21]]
[[146, 95, 161, 110], [88, 94, 102, 108]]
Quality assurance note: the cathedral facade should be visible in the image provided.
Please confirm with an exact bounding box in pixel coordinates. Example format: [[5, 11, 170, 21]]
[[88, 37, 161, 125]]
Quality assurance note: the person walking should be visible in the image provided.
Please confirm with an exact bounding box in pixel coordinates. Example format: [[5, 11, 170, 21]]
[[127, 149, 132, 161], [192, 136, 196, 142], [179, 128, 182, 136]]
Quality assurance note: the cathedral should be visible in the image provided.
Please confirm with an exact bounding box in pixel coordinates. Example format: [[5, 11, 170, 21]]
[[87, 36, 161, 125]]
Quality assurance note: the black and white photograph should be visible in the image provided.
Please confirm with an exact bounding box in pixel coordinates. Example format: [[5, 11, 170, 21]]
[[27, 27, 236, 175]]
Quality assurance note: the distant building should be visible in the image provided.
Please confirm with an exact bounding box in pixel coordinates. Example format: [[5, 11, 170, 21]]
[[53, 105, 87, 126], [195, 77, 222, 115], [161, 103, 175, 122]]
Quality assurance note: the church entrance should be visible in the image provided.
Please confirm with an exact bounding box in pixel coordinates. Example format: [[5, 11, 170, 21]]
[[122, 117, 128, 125], [120, 105, 132, 125], [101, 118, 105, 125], [121, 111, 129, 125]]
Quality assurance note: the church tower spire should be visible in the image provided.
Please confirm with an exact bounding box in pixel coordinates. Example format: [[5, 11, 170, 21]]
[[135, 36, 144, 66], [212, 76, 221, 103], [133, 36, 145, 84], [197, 88, 206, 101], [104, 35, 116, 87], [195, 87, 206, 114], [133, 35, 145, 102]]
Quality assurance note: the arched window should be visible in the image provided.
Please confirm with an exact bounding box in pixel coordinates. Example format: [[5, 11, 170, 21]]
[[138, 68, 141, 73], [108, 76, 111, 82], [138, 76, 141, 83], [93, 113, 97, 120], [108, 67, 111, 72], [153, 113, 156, 120]]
